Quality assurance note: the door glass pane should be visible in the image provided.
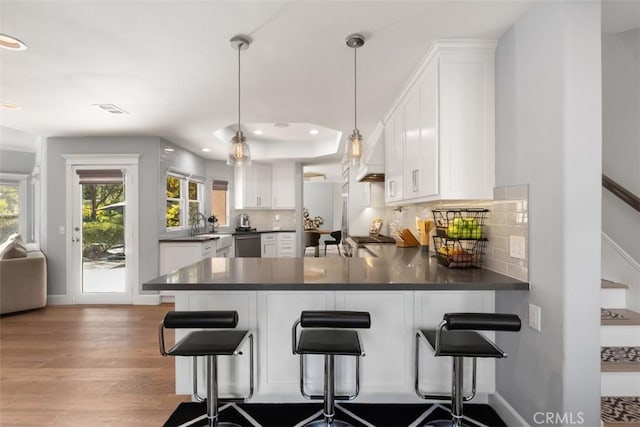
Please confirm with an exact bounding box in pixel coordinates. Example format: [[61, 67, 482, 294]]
[[82, 182, 126, 293], [0, 184, 19, 241]]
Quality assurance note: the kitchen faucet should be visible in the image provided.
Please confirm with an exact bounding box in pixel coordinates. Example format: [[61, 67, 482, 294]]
[[190, 212, 208, 237]]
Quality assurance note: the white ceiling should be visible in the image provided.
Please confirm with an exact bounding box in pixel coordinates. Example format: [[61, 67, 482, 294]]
[[1, 1, 636, 165]]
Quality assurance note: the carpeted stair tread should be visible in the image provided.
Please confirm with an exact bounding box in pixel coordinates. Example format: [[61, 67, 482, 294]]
[[602, 279, 630, 289], [602, 347, 640, 372], [602, 396, 640, 426], [602, 309, 640, 326]]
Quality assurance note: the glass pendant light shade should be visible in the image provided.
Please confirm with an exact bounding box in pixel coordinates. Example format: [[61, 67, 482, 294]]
[[349, 129, 362, 167], [346, 34, 365, 168], [227, 130, 251, 167], [228, 35, 252, 167]]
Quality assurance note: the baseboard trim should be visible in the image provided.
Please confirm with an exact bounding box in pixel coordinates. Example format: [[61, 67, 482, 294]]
[[133, 294, 161, 305], [602, 232, 640, 272], [47, 294, 160, 305], [47, 295, 72, 305], [490, 392, 530, 427]]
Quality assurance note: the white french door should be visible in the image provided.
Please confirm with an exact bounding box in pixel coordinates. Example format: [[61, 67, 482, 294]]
[[65, 155, 139, 304]]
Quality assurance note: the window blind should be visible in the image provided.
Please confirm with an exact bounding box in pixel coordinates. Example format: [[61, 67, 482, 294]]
[[212, 180, 228, 191], [76, 169, 123, 184]]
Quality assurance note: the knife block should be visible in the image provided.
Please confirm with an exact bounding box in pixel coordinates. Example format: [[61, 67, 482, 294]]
[[396, 228, 420, 247]]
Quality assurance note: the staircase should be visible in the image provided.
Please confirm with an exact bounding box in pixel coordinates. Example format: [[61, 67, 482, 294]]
[[601, 279, 640, 427]]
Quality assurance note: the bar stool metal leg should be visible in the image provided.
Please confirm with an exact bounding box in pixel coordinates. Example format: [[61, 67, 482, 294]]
[[205, 355, 242, 427], [305, 354, 351, 427]]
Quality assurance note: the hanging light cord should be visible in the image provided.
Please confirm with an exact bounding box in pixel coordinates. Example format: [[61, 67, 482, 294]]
[[353, 45, 358, 131], [237, 44, 241, 133]]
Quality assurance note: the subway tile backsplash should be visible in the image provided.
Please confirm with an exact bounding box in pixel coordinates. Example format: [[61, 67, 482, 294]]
[[234, 209, 297, 230], [382, 184, 529, 281]]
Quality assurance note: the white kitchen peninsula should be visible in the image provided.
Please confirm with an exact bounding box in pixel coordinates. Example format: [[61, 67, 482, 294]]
[[143, 247, 528, 403]]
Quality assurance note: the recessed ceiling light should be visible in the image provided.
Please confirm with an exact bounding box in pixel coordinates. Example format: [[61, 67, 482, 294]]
[[201, 148, 211, 152], [0, 34, 27, 51], [0, 102, 21, 111], [164, 147, 175, 152], [309, 129, 319, 135], [253, 130, 263, 135], [274, 123, 290, 128]]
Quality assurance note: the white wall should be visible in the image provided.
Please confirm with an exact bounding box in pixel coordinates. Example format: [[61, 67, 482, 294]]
[[45, 136, 162, 297], [602, 27, 640, 263], [494, 1, 601, 425], [304, 181, 337, 244]]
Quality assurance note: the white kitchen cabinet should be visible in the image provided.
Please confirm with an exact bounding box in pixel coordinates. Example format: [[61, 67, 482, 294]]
[[261, 233, 278, 258], [276, 232, 296, 257], [234, 164, 272, 209], [384, 40, 496, 204], [402, 58, 439, 201], [384, 108, 404, 203], [271, 164, 296, 209], [159, 240, 214, 275]]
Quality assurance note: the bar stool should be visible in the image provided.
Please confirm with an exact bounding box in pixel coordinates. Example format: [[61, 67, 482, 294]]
[[292, 310, 371, 427], [159, 310, 254, 427], [415, 312, 521, 427]]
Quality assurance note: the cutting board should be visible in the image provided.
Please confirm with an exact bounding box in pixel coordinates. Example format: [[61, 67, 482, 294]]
[[396, 228, 420, 247]]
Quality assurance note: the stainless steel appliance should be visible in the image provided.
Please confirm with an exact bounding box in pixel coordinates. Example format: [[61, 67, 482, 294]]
[[238, 213, 251, 228], [235, 229, 260, 257]]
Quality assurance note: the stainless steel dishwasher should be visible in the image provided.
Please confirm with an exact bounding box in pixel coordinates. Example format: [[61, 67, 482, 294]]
[[235, 232, 261, 257]]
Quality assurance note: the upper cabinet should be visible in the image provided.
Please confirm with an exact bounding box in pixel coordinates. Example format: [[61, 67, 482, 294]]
[[384, 40, 496, 204], [235, 163, 297, 210], [384, 109, 404, 203], [234, 164, 272, 209], [272, 164, 296, 209]]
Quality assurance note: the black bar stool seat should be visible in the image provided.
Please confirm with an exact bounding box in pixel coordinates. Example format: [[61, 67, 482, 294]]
[[293, 310, 371, 427], [297, 329, 362, 356], [420, 330, 505, 358], [167, 329, 250, 356], [415, 312, 521, 427], [159, 310, 254, 427]]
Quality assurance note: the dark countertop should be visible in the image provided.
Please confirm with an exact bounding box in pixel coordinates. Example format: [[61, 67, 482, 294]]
[[159, 229, 296, 242], [143, 245, 529, 291], [159, 234, 222, 242]]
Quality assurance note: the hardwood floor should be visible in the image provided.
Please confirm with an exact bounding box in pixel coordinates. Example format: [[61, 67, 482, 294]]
[[0, 304, 187, 427]]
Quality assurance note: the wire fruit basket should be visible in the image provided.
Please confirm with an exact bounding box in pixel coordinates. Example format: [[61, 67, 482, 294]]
[[432, 208, 489, 268]]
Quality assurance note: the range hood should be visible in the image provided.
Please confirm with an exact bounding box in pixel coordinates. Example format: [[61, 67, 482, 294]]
[[356, 166, 385, 182], [356, 122, 385, 182]]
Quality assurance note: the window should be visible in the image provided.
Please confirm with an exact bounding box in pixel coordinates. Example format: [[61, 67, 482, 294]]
[[0, 183, 20, 241], [165, 173, 203, 230], [0, 174, 28, 242], [211, 180, 229, 226]]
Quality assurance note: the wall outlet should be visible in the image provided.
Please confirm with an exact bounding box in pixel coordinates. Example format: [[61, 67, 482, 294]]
[[509, 235, 526, 259], [529, 304, 542, 332], [59, 226, 65, 235]]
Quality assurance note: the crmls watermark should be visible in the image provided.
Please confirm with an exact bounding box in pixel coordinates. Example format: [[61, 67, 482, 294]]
[[533, 412, 585, 425]]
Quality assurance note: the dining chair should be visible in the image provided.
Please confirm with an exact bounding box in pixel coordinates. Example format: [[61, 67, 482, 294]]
[[304, 231, 321, 257], [324, 230, 342, 256]]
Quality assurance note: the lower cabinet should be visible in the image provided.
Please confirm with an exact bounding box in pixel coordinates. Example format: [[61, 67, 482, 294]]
[[261, 233, 278, 258], [174, 290, 495, 402], [262, 232, 297, 258], [159, 240, 214, 275], [277, 232, 296, 257]]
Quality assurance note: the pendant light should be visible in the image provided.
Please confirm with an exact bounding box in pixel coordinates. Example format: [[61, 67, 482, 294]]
[[346, 34, 365, 168], [227, 35, 252, 167]]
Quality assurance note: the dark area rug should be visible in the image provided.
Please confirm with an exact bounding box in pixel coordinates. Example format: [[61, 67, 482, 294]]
[[163, 402, 507, 427]]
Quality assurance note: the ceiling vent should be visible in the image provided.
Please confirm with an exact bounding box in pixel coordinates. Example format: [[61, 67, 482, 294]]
[[94, 104, 129, 114]]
